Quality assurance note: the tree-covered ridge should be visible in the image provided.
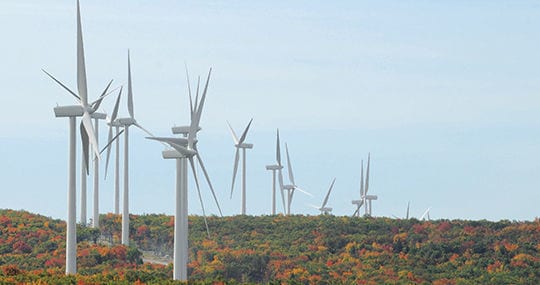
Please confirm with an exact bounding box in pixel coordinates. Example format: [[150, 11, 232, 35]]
[[103, 213, 540, 284], [0, 209, 171, 284], [0, 209, 539, 284]]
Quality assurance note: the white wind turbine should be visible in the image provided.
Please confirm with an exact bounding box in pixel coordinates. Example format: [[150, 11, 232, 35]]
[[44, 0, 102, 275], [265, 129, 284, 215], [420, 207, 431, 221], [352, 154, 377, 217], [114, 51, 155, 246], [147, 68, 222, 281], [282, 143, 312, 215], [392, 201, 410, 220], [314, 178, 336, 215], [228, 119, 254, 215]]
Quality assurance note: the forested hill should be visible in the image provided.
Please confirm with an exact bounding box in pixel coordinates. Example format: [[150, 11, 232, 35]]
[[1, 209, 539, 284]]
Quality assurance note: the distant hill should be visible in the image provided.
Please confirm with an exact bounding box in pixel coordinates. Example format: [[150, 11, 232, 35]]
[[1, 209, 539, 284]]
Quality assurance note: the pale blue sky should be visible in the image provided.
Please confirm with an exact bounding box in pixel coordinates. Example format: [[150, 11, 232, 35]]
[[0, 0, 539, 221]]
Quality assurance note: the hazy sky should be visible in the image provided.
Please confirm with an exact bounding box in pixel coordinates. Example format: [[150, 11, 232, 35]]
[[1, 0, 539, 221]]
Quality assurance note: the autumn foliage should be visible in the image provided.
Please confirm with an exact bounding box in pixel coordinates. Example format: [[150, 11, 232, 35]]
[[0, 209, 539, 284]]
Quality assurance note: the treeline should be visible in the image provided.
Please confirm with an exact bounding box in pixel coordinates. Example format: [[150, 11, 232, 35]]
[[1, 209, 539, 284]]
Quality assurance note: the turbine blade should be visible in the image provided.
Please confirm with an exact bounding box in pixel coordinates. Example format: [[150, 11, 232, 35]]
[[42, 69, 80, 101], [226, 121, 240, 145], [420, 207, 431, 220], [276, 129, 281, 166], [103, 128, 124, 179], [134, 122, 154, 137], [285, 143, 295, 185], [238, 118, 253, 144], [194, 76, 200, 117], [76, 0, 88, 107], [308, 204, 320, 210], [146, 136, 188, 146], [365, 153, 370, 195], [360, 160, 364, 197], [278, 169, 286, 213], [80, 122, 90, 175], [295, 187, 313, 197], [81, 112, 100, 160], [321, 178, 336, 208], [104, 125, 113, 178], [91, 79, 113, 111], [127, 50, 134, 118], [101, 128, 124, 155], [147, 137, 187, 148], [195, 68, 211, 125], [230, 148, 240, 198], [146, 137, 195, 156], [184, 64, 194, 116], [188, 156, 210, 238], [111, 86, 123, 121], [352, 207, 359, 217], [194, 150, 223, 217], [289, 189, 295, 206], [406, 201, 410, 219]]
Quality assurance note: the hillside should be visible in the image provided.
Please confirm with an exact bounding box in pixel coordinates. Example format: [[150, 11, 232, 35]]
[[0, 209, 539, 284]]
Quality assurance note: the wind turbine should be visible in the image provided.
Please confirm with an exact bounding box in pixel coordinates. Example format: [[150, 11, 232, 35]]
[[228, 119, 254, 215], [420, 207, 431, 221], [362, 154, 377, 216], [265, 129, 284, 215], [315, 178, 336, 215], [147, 68, 222, 281], [352, 154, 377, 217], [45, 0, 102, 275], [392, 201, 410, 220], [282, 143, 312, 215], [114, 51, 155, 246]]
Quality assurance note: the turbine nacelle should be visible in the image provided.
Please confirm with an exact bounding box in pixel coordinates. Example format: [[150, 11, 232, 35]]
[[265, 164, 283, 171], [162, 149, 185, 159], [54, 105, 85, 117], [235, 143, 253, 149], [115, 117, 136, 126], [172, 125, 201, 136], [364, 195, 378, 200], [351, 199, 363, 205], [282, 184, 295, 190], [90, 112, 106, 120], [107, 120, 123, 127]]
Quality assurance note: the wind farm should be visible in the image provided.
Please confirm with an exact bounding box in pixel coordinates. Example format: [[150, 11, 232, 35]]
[[1, 0, 539, 283]]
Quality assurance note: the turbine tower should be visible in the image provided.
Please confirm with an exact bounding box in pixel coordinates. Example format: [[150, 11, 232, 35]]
[[265, 129, 283, 215], [316, 178, 336, 215], [114, 51, 154, 246], [282, 143, 312, 215], [147, 68, 222, 281], [228, 119, 254, 215], [104, 88, 123, 215], [44, 0, 102, 275]]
